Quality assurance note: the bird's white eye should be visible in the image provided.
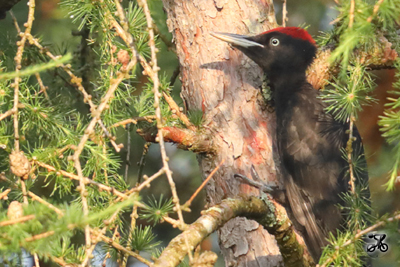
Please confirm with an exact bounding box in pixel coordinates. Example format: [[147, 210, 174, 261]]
[[270, 38, 280, 46]]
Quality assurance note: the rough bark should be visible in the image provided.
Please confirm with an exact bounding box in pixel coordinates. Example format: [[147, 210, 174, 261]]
[[161, 1, 285, 266]]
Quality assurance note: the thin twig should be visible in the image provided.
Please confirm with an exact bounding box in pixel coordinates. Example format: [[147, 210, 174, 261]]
[[9, 11, 21, 33], [153, 23, 176, 53], [34, 253, 40, 267], [169, 65, 180, 86], [25, 230, 56, 242], [0, 188, 11, 200], [0, 214, 35, 227], [137, 142, 150, 184], [123, 204, 138, 264], [184, 159, 225, 208], [163, 92, 196, 131], [28, 191, 64, 216], [99, 120, 123, 152], [26, 33, 96, 110], [124, 123, 131, 182], [0, 110, 14, 122], [367, 0, 385, 22], [282, 0, 288, 27], [347, 115, 356, 194], [91, 228, 153, 266], [102, 142, 109, 185], [109, 116, 156, 128], [35, 73, 49, 100], [49, 256, 68, 266], [0, 174, 64, 217], [133, 0, 192, 260], [132, 167, 166, 193], [13, 0, 36, 152], [349, 0, 355, 28], [34, 161, 132, 200], [71, 54, 138, 254], [162, 216, 185, 229], [20, 180, 29, 205], [81, 208, 122, 266]]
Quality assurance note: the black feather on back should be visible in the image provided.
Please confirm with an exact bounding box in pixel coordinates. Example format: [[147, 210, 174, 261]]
[[275, 82, 369, 260]]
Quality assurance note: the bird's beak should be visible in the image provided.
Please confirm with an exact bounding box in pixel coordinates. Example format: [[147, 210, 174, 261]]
[[210, 32, 264, 48]]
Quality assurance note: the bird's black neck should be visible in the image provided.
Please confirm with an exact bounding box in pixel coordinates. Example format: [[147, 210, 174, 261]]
[[269, 71, 308, 114]]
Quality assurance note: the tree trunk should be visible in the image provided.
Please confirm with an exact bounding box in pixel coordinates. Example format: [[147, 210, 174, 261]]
[[161, 1, 284, 266]]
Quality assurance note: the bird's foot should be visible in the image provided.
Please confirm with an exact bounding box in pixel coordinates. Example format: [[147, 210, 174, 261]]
[[234, 173, 276, 193], [234, 165, 278, 193]]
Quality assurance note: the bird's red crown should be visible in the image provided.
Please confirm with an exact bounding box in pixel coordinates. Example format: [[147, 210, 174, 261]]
[[262, 27, 316, 44]]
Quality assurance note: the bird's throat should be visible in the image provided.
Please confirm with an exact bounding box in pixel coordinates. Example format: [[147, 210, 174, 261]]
[[269, 71, 308, 115]]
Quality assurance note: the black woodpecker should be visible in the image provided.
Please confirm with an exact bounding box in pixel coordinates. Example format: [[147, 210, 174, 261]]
[[211, 27, 370, 261]]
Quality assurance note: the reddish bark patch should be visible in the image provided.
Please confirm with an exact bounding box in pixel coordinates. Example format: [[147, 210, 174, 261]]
[[243, 124, 269, 165], [163, 127, 187, 144]]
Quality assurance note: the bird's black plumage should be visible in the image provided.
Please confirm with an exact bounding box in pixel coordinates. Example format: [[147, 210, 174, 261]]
[[212, 27, 370, 261]]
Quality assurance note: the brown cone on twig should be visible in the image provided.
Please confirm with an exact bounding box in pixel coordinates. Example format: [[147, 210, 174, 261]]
[[9, 150, 31, 180]]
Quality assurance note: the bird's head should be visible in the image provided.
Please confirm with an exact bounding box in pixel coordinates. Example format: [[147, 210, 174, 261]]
[[211, 27, 317, 78]]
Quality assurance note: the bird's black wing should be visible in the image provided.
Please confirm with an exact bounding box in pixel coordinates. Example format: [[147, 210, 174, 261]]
[[278, 83, 362, 260]]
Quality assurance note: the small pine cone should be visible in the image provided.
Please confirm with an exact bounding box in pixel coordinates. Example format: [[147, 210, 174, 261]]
[[7, 201, 23, 220], [9, 150, 31, 179], [117, 49, 130, 68]]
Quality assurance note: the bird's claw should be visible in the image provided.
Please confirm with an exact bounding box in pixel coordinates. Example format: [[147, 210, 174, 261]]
[[233, 173, 276, 193]]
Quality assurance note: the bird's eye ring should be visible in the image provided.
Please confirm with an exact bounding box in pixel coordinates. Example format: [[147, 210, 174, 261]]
[[270, 38, 280, 46]]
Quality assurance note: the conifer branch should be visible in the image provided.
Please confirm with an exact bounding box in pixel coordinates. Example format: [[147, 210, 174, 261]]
[[9, 11, 20, 32], [318, 212, 400, 267], [27, 191, 64, 217], [99, 120, 123, 152], [123, 204, 139, 264], [0, 109, 14, 122], [26, 33, 96, 110], [137, 126, 215, 153], [81, 208, 122, 266], [34, 161, 133, 201], [162, 92, 196, 131], [129, 167, 166, 193], [134, 0, 192, 260], [49, 256, 68, 267], [349, 0, 355, 28], [33, 254, 40, 267], [20, 178, 28, 205], [282, 0, 288, 27], [367, 0, 385, 22], [25, 230, 57, 242], [69, 50, 138, 253], [0, 173, 64, 216], [154, 196, 314, 267], [124, 123, 131, 182], [347, 115, 356, 194], [34, 73, 49, 100], [137, 142, 150, 183], [0, 54, 72, 80], [91, 228, 154, 266], [0, 214, 35, 227], [12, 0, 36, 153], [109, 116, 157, 128], [0, 188, 11, 200], [307, 36, 398, 89]]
